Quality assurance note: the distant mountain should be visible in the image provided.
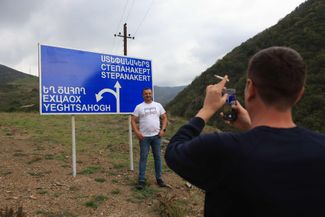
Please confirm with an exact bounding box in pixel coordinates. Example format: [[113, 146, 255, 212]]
[[166, 0, 325, 132], [0, 65, 39, 112], [154, 85, 186, 106]]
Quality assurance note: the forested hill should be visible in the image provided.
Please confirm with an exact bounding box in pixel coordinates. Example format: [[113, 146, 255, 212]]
[[0, 65, 39, 112], [166, 0, 325, 132]]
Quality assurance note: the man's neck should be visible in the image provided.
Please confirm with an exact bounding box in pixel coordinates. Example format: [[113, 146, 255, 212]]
[[250, 109, 296, 129], [144, 100, 153, 104]]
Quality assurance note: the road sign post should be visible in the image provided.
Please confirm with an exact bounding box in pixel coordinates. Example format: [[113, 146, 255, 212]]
[[39, 44, 152, 176]]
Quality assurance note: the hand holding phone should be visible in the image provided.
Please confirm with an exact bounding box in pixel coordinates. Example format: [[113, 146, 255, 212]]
[[222, 88, 237, 121]]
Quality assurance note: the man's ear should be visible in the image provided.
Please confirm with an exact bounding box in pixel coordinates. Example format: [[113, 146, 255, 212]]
[[246, 79, 256, 101], [294, 86, 305, 104]]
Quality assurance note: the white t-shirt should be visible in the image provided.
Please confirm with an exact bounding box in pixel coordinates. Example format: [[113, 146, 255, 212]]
[[132, 101, 166, 137]]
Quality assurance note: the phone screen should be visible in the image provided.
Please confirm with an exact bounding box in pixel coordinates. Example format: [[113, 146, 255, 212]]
[[223, 88, 237, 121]]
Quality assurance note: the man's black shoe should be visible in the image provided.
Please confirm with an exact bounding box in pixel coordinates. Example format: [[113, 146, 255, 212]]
[[136, 181, 145, 190], [157, 179, 167, 187]]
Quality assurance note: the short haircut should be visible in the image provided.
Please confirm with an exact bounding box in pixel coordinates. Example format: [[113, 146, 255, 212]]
[[142, 87, 152, 94], [248, 46, 306, 109]]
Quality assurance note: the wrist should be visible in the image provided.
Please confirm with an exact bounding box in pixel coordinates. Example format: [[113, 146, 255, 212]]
[[196, 108, 215, 123]]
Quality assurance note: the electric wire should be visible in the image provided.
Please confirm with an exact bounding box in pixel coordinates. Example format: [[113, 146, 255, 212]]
[[133, 0, 154, 37], [125, 0, 135, 23], [113, 0, 154, 54], [113, 0, 130, 53], [115, 0, 130, 34]]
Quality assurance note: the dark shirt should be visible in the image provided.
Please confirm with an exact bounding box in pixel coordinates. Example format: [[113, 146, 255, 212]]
[[165, 117, 325, 217]]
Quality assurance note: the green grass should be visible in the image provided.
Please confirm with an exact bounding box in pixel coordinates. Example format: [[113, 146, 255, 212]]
[[37, 190, 48, 195], [111, 179, 119, 184], [44, 154, 55, 160], [69, 186, 80, 192], [111, 189, 121, 195], [84, 201, 98, 208], [0, 113, 131, 153], [94, 177, 106, 183], [54, 154, 67, 162], [13, 152, 27, 157], [53, 192, 61, 198], [44, 153, 67, 162], [155, 194, 186, 217], [0, 113, 211, 168], [28, 171, 51, 177], [130, 185, 159, 203], [35, 210, 76, 217], [0, 170, 12, 176], [27, 156, 43, 164], [79, 166, 102, 175], [112, 162, 126, 169], [106, 171, 118, 176], [83, 195, 108, 209]]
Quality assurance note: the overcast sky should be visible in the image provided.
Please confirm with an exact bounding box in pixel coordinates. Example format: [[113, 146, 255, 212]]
[[0, 0, 306, 86]]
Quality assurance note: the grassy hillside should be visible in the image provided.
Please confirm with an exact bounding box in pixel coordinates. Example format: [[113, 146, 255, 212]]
[[167, 0, 325, 132], [0, 64, 39, 112], [0, 112, 218, 216]]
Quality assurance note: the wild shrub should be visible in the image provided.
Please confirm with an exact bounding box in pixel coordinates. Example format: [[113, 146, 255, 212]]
[[0, 206, 26, 217]]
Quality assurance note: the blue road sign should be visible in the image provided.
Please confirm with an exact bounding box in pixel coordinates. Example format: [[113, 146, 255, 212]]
[[39, 45, 152, 114]]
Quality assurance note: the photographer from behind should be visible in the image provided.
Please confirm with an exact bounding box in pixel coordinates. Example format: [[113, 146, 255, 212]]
[[165, 46, 325, 217]]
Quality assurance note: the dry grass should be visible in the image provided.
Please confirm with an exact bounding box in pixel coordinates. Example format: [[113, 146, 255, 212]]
[[155, 193, 186, 217], [0, 206, 26, 217], [0, 112, 209, 216]]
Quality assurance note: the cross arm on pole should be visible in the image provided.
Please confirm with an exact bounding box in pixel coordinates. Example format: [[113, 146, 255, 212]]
[[114, 23, 135, 56]]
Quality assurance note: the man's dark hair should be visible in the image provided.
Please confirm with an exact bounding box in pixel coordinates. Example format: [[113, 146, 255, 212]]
[[142, 87, 152, 94], [248, 46, 306, 109]]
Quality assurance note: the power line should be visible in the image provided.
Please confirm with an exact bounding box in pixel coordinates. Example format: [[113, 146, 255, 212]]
[[125, 0, 135, 22], [134, 0, 154, 36], [113, 0, 154, 53], [115, 0, 130, 34], [113, 0, 130, 53]]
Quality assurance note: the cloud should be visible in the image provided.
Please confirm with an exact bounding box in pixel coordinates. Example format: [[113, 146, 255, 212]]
[[0, 0, 306, 86]]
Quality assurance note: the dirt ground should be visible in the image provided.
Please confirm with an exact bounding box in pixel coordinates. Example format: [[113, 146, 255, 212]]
[[0, 117, 204, 217]]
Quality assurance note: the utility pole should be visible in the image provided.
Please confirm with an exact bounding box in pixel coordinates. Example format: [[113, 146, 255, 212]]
[[114, 23, 135, 56], [114, 23, 135, 171]]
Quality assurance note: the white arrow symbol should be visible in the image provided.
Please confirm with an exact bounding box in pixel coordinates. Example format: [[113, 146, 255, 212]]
[[114, 81, 121, 113], [95, 81, 122, 113]]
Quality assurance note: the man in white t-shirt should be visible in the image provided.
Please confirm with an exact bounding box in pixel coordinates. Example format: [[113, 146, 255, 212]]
[[131, 87, 168, 189]]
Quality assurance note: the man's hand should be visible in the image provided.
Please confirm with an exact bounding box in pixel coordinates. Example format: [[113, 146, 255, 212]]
[[159, 129, 165, 137], [131, 115, 144, 140], [159, 113, 168, 137], [135, 131, 144, 141], [196, 75, 228, 123], [222, 100, 251, 131]]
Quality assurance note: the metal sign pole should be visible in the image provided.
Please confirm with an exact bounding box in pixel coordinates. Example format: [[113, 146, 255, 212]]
[[71, 115, 77, 177], [128, 115, 134, 171], [115, 23, 135, 171]]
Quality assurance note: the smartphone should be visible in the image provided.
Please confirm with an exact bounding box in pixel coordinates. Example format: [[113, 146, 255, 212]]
[[223, 88, 237, 121]]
